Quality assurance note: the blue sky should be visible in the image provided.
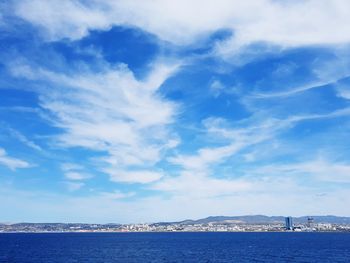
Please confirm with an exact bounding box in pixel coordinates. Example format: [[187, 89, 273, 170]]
[[1, 0, 350, 223]]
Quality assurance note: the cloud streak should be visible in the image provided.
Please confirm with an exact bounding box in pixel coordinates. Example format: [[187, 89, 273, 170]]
[[11, 61, 180, 184], [7, 127, 43, 152], [0, 148, 31, 170], [157, 105, 350, 198]]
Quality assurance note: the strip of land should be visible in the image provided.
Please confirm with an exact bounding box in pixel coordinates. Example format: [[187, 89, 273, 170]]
[[1, 215, 350, 233]]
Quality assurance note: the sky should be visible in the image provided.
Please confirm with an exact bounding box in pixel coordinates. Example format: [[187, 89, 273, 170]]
[[1, 0, 350, 223]]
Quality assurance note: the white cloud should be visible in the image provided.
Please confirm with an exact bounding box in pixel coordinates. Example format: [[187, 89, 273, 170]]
[[161, 117, 282, 198], [10, 61, 180, 184], [14, 0, 109, 41], [7, 127, 42, 151], [64, 172, 92, 181], [61, 163, 92, 182], [251, 79, 338, 99], [109, 170, 163, 184], [169, 114, 299, 172], [209, 80, 225, 97], [168, 117, 281, 172], [336, 83, 350, 100], [251, 53, 350, 99], [61, 163, 84, 172], [14, 0, 350, 52], [215, 0, 350, 57], [162, 107, 350, 198], [169, 144, 243, 172], [0, 148, 31, 170], [287, 107, 350, 122]]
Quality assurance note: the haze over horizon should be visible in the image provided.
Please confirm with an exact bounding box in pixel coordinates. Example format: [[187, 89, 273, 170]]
[[1, 0, 350, 223]]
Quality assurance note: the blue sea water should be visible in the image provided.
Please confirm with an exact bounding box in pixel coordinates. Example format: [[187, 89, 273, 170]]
[[0, 232, 349, 262]]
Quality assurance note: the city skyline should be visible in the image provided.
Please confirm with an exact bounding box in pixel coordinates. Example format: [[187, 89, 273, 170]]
[[2, 215, 350, 232], [1, 0, 350, 223]]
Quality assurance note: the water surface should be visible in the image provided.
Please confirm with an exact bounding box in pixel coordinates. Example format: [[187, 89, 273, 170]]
[[0, 232, 349, 262]]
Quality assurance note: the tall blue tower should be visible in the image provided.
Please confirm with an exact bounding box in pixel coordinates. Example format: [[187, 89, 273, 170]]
[[285, 217, 293, 230]]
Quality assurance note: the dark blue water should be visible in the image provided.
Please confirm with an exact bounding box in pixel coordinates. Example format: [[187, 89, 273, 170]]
[[0, 232, 349, 262]]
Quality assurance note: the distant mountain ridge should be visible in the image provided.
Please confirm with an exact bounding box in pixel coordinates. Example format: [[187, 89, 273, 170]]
[[2, 215, 350, 226], [155, 215, 350, 225]]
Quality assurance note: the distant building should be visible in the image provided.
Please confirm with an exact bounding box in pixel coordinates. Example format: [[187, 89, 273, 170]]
[[285, 217, 293, 230], [307, 217, 314, 228]]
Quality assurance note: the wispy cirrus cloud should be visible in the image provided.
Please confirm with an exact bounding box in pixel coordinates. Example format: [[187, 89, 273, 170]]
[[61, 163, 93, 182], [157, 105, 350, 198], [192, 108, 350, 167], [250, 55, 350, 99], [0, 148, 30, 170], [6, 127, 43, 152], [335, 80, 350, 100], [251, 79, 339, 99], [64, 172, 92, 181], [108, 170, 164, 184], [10, 60, 180, 184]]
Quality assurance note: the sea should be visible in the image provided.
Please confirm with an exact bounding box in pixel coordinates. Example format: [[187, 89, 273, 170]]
[[0, 232, 349, 262]]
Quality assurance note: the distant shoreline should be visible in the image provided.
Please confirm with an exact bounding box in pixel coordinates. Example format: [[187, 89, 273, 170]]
[[2, 215, 350, 233], [1, 230, 350, 234]]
